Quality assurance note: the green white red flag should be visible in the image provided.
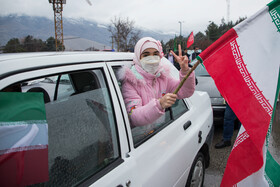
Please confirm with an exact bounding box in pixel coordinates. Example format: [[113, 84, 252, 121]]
[[197, 0, 280, 186], [0, 92, 48, 186], [187, 31, 194, 48]]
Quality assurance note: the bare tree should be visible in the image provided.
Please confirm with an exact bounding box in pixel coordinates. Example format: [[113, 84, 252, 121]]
[[108, 16, 141, 52], [128, 30, 141, 51], [108, 16, 122, 51]]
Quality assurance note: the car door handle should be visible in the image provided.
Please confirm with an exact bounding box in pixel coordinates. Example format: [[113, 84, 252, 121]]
[[116, 180, 131, 187], [198, 131, 202, 143], [183, 120, 192, 130]]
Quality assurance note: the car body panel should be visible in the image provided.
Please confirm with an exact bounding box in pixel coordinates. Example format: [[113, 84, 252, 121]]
[[129, 91, 213, 187]]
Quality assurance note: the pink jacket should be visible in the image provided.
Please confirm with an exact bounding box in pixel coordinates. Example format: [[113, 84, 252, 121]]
[[119, 63, 195, 127]]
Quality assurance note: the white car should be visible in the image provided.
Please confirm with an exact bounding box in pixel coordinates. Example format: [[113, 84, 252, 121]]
[[0, 52, 213, 187]]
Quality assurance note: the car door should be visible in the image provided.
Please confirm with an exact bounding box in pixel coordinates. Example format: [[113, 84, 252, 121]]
[[0, 61, 140, 187], [107, 61, 204, 187]]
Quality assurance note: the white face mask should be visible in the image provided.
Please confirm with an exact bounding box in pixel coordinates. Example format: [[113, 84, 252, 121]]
[[140, 55, 160, 74]]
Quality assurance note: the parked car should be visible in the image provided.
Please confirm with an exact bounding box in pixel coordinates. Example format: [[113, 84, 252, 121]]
[[0, 52, 213, 187], [191, 59, 226, 122]]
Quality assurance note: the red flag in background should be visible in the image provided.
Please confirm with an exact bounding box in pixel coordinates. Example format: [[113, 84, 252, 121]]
[[187, 31, 194, 48]]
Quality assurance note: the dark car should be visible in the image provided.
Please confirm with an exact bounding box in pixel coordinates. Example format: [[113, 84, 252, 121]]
[[192, 59, 226, 122]]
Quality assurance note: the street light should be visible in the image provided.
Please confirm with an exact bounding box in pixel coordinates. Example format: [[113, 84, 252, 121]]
[[178, 21, 184, 36], [208, 21, 212, 40]]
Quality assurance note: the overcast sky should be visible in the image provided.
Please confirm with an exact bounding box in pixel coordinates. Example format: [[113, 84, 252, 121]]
[[0, 0, 272, 36]]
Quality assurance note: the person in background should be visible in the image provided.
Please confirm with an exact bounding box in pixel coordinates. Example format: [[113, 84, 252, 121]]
[[184, 48, 190, 60], [191, 46, 201, 61], [118, 37, 195, 127], [166, 49, 174, 65], [215, 103, 241, 149], [166, 49, 185, 70]]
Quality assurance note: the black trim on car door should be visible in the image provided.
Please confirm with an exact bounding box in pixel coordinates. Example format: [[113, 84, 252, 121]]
[[77, 158, 124, 187]]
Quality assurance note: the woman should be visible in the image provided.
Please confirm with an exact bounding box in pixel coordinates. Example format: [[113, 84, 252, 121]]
[[119, 37, 195, 127]]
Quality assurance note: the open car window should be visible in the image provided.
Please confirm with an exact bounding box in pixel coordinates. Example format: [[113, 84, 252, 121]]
[[112, 66, 189, 147]]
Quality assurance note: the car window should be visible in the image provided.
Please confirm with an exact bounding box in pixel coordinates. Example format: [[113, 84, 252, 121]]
[[9, 69, 120, 186], [113, 66, 188, 146], [57, 74, 75, 100], [168, 99, 189, 119], [131, 99, 188, 146]]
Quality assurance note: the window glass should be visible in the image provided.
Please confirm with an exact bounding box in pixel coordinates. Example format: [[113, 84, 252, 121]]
[[21, 76, 58, 102], [131, 99, 188, 145], [170, 99, 188, 119], [18, 69, 120, 186], [113, 66, 188, 146], [57, 74, 75, 100]]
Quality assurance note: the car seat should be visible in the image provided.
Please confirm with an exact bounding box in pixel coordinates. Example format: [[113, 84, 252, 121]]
[[27, 87, 51, 103], [70, 71, 100, 94]]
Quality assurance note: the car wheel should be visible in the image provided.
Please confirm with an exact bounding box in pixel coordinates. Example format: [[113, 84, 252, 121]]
[[186, 152, 205, 187]]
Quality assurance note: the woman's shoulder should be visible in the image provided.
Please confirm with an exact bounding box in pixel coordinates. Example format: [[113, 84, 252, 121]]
[[117, 65, 146, 86], [159, 64, 171, 78]]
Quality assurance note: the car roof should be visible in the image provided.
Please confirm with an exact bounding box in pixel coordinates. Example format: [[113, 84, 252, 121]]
[[0, 51, 134, 79]]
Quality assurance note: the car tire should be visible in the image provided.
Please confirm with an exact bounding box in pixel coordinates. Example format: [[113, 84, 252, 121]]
[[186, 152, 205, 187]]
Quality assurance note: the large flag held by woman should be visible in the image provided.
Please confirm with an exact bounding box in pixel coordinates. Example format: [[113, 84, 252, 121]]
[[196, 0, 280, 186]]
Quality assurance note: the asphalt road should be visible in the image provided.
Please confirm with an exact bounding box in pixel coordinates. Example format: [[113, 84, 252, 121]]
[[203, 121, 239, 187]]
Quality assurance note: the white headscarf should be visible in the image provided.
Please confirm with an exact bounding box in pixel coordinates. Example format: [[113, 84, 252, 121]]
[[133, 37, 164, 67]]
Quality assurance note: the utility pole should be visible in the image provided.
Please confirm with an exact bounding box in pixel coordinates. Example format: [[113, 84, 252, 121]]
[[226, 0, 230, 23], [208, 21, 211, 40]]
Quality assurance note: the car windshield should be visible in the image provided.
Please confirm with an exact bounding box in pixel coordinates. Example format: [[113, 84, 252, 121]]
[[191, 60, 210, 76]]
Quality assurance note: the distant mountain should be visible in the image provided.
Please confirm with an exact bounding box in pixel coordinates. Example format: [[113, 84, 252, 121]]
[[0, 15, 173, 50], [64, 36, 111, 51], [0, 15, 54, 46]]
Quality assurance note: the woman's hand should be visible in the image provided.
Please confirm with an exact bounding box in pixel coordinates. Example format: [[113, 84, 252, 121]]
[[171, 44, 189, 73], [159, 93, 177, 109]]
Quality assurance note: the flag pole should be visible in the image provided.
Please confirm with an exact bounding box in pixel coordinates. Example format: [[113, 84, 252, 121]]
[[173, 59, 200, 94]]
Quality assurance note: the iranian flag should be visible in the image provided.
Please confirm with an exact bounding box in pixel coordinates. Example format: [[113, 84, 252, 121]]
[[0, 92, 49, 186], [196, 0, 280, 186]]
